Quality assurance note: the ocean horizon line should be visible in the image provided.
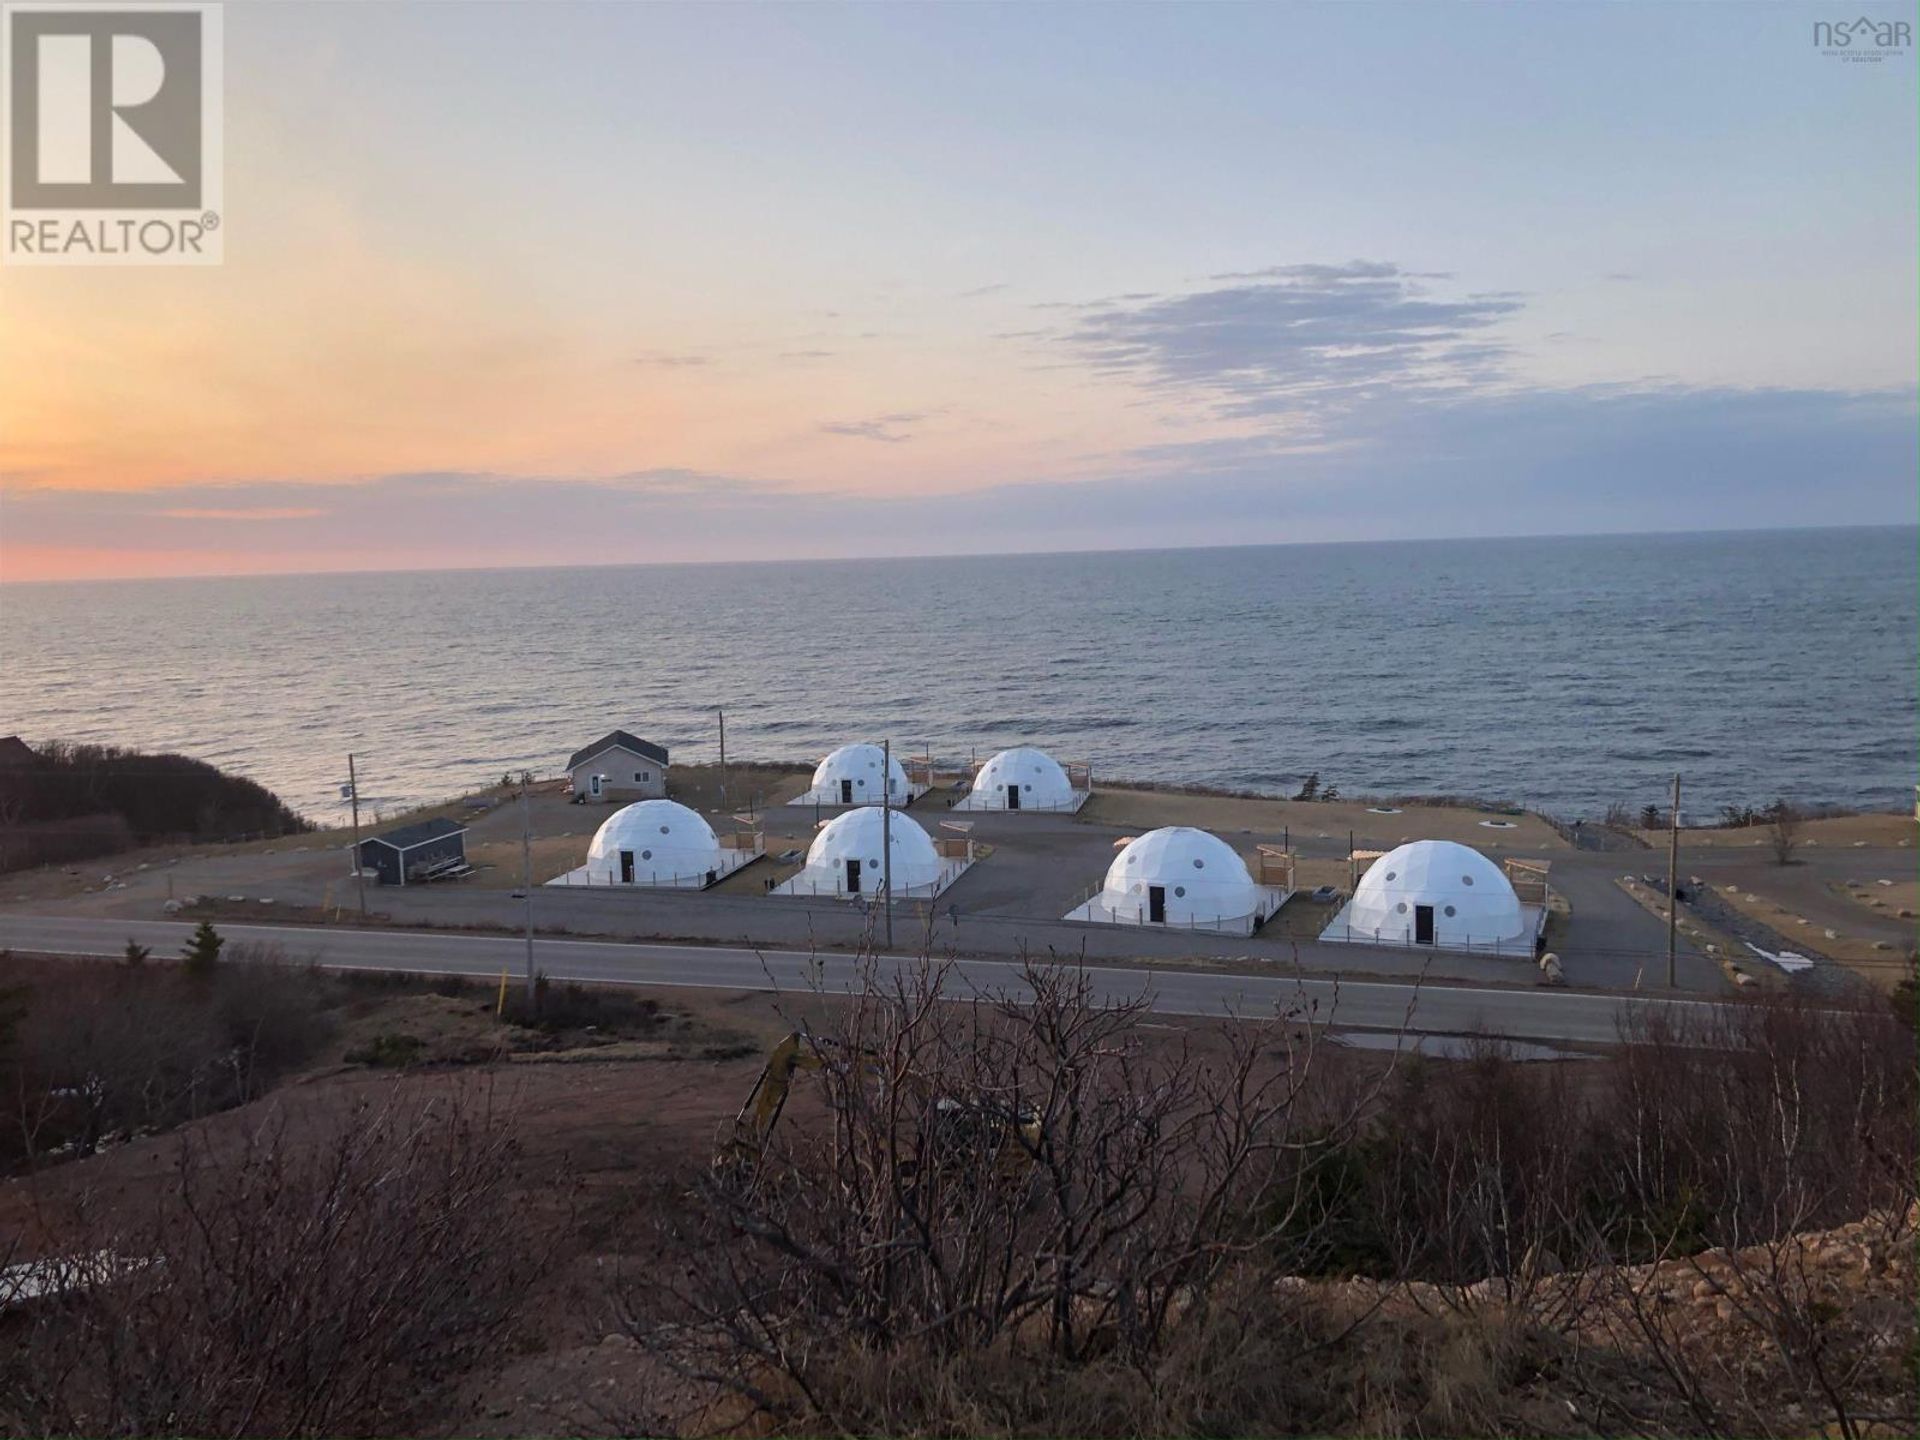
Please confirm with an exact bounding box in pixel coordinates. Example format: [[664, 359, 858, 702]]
[[3, 519, 1914, 589]]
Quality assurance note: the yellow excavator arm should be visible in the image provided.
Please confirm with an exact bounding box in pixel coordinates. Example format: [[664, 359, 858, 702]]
[[715, 1030, 1043, 1177]]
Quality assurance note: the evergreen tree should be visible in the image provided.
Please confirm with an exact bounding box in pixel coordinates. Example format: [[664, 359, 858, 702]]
[[180, 919, 224, 980], [122, 939, 151, 968]]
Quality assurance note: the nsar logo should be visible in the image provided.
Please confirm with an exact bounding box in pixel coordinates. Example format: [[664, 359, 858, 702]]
[[1813, 14, 1912, 62], [3, 2, 223, 265]]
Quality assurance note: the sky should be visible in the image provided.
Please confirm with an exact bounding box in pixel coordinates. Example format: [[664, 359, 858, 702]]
[[1, 0, 1915, 581]]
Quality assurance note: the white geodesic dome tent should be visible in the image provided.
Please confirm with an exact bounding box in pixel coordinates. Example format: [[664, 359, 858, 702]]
[[802, 743, 910, 806], [796, 806, 942, 896], [1346, 840, 1525, 945], [967, 746, 1075, 811], [585, 800, 722, 886], [1099, 827, 1260, 925]]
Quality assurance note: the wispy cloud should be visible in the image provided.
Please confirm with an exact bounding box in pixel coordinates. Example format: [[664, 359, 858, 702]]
[[956, 282, 1010, 299], [1056, 261, 1522, 416], [157, 506, 329, 522], [5, 382, 1912, 581], [820, 411, 927, 443], [630, 351, 710, 368]]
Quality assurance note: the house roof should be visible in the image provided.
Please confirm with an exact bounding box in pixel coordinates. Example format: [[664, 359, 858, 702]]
[[0, 736, 40, 768], [364, 816, 467, 852], [567, 729, 670, 771]]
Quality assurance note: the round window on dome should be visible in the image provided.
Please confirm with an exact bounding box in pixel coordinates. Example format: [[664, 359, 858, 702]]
[[1462, 875, 1475, 886], [1023, 783, 1031, 791], [1384, 871, 1397, 882], [1193, 857, 1205, 869], [869, 858, 880, 869], [1395, 901, 1408, 913], [1174, 885, 1187, 898], [660, 825, 670, 834], [641, 849, 652, 860], [1444, 905, 1457, 917]]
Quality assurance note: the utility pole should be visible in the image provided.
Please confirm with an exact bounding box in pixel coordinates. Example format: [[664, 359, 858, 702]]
[[716, 706, 727, 807], [347, 753, 366, 917], [1666, 772, 1681, 988], [882, 738, 895, 949], [522, 786, 536, 1006]]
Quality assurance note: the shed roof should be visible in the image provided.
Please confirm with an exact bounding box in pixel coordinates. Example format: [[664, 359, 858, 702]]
[[364, 816, 468, 852], [567, 730, 670, 770]]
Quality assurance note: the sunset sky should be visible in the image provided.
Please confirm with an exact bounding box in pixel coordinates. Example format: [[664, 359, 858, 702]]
[[2, 1, 1915, 582]]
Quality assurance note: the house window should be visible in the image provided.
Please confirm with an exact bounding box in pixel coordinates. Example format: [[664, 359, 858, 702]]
[[634, 771, 648, 782]]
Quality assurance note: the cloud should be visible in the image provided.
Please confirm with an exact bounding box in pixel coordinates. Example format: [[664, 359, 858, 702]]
[[778, 349, 836, 360], [819, 411, 927, 443], [956, 283, 1010, 299], [1056, 262, 1523, 416], [157, 506, 329, 522], [630, 351, 710, 368], [4, 382, 1911, 582]]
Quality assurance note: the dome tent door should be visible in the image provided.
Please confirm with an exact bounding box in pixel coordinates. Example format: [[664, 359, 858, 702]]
[[620, 850, 635, 883], [1148, 885, 1166, 923], [1414, 904, 1435, 945], [845, 858, 862, 893]]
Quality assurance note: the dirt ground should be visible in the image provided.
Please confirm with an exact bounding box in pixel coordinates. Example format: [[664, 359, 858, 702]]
[[1636, 812, 1918, 850], [1082, 788, 1566, 854], [1707, 879, 1913, 989]]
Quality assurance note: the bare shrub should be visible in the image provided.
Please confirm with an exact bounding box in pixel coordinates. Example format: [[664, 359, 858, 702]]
[[0, 1084, 551, 1438], [1587, 990, 1918, 1436], [1764, 797, 1802, 865], [6, 967, 223, 1165], [212, 945, 334, 1096], [618, 958, 1390, 1433], [3, 950, 333, 1171], [614, 967, 1916, 1437]]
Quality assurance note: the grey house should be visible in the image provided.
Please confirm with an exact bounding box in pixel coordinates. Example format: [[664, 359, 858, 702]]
[[567, 730, 670, 803], [358, 816, 469, 885]]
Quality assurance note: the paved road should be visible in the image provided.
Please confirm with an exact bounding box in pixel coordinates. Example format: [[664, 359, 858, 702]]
[[0, 914, 1723, 1046]]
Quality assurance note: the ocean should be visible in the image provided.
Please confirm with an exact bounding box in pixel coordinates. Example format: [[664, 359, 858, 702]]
[[2, 527, 1913, 825]]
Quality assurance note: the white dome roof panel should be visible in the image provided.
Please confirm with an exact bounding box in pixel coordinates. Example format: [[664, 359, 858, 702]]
[[1347, 839, 1525, 943], [586, 800, 723, 884]]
